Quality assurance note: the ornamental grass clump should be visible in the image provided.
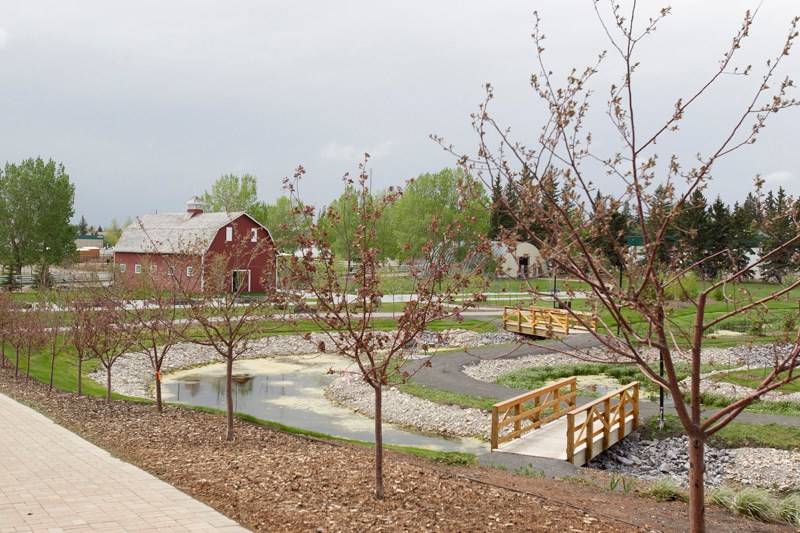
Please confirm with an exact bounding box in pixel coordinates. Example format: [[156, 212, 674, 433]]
[[707, 486, 736, 509], [731, 488, 777, 521], [648, 478, 688, 503], [779, 494, 800, 526]]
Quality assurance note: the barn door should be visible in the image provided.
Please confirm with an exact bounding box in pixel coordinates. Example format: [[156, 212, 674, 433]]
[[232, 270, 250, 293]]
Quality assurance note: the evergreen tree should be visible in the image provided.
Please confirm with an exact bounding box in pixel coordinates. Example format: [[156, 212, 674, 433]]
[[77, 216, 89, 235], [704, 197, 732, 278], [760, 187, 796, 283], [728, 201, 757, 279], [672, 189, 711, 274]]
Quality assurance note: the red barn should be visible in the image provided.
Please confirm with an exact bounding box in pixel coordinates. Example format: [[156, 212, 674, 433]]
[[114, 197, 277, 293]]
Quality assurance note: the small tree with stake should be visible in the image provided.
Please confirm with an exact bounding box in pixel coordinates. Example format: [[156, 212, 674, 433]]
[[41, 291, 71, 392], [177, 233, 285, 441], [285, 159, 488, 499], [123, 259, 190, 412], [0, 291, 12, 369], [439, 4, 799, 531]]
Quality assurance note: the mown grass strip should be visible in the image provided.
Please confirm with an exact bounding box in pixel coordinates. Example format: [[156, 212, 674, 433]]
[[642, 414, 800, 450], [397, 381, 499, 411]]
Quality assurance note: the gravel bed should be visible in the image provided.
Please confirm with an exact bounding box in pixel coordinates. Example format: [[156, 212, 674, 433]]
[[326, 377, 490, 440], [726, 448, 800, 492]]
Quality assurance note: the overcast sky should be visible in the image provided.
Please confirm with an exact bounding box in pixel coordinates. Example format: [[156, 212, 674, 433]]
[[0, 1, 797, 227]]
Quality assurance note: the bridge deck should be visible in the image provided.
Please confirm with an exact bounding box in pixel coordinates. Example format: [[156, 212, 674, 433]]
[[495, 410, 638, 465], [496, 412, 584, 460]]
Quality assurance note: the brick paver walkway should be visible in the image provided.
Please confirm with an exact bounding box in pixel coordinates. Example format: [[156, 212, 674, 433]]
[[0, 393, 248, 532]]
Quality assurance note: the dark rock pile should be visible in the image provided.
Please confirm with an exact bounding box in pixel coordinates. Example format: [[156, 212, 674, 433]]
[[587, 433, 732, 487]]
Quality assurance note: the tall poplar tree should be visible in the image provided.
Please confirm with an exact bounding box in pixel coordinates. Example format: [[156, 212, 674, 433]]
[[0, 158, 75, 274]]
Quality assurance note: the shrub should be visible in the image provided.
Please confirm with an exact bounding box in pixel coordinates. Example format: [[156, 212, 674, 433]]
[[747, 318, 765, 337], [664, 272, 700, 302], [731, 488, 776, 521], [711, 286, 724, 301]]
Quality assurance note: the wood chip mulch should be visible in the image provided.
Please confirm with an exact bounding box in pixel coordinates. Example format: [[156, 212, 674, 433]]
[[0, 366, 790, 532]]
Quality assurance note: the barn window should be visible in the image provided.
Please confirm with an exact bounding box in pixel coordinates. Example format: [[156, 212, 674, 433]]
[[150, 264, 157, 274], [186, 266, 194, 277], [251, 228, 258, 242], [226, 226, 233, 241], [167, 266, 175, 277], [119, 263, 127, 273], [134, 264, 142, 274]]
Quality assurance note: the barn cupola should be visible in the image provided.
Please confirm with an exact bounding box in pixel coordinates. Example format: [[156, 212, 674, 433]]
[[186, 195, 205, 217]]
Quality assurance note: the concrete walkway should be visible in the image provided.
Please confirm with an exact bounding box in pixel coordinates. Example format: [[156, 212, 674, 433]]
[[0, 393, 248, 533]]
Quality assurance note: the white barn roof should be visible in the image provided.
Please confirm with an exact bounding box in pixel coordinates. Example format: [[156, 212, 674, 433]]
[[114, 211, 248, 254]]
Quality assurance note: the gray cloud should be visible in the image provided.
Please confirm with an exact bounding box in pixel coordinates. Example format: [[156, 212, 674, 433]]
[[0, 1, 796, 226]]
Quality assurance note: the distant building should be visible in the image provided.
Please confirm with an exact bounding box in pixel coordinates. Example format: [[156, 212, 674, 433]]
[[75, 234, 104, 249], [113, 196, 276, 293], [491, 241, 547, 278]]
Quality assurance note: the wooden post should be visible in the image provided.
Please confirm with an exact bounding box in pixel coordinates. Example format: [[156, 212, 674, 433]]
[[491, 405, 499, 450], [570, 380, 577, 409], [514, 403, 521, 437], [585, 409, 594, 462], [603, 398, 611, 451], [566, 413, 575, 463], [633, 382, 640, 431]]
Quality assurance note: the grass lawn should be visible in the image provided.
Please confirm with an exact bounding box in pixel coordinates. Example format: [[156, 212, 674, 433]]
[[397, 381, 499, 411], [494, 361, 731, 396], [710, 367, 800, 393], [642, 414, 800, 451]]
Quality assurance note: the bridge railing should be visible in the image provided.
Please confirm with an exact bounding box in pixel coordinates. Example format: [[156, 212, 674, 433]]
[[490, 377, 577, 450], [502, 306, 597, 337], [566, 382, 639, 465]]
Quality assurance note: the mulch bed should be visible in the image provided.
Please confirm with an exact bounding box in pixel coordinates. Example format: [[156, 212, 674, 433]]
[[0, 365, 790, 532]]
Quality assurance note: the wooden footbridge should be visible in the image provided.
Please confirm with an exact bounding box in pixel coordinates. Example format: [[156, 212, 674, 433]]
[[501, 306, 597, 338], [490, 377, 639, 465]]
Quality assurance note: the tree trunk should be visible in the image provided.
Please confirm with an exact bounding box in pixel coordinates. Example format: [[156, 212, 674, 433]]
[[106, 365, 112, 404], [25, 346, 31, 380], [14, 347, 20, 379], [688, 433, 706, 532], [374, 383, 384, 500], [1, 339, 6, 368], [49, 352, 56, 392], [155, 369, 163, 412], [77, 355, 83, 396], [225, 355, 235, 441]]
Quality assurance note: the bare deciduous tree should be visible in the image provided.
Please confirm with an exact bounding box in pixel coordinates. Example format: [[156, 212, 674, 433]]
[[123, 261, 190, 412], [286, 160, 488, 499], [440, 4, 799, 531], [177, 236, 284, 441], [0, 291, 12, 369], [40, 291, 71, 392]]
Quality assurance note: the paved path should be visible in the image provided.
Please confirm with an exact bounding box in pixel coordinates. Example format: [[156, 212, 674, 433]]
[[0, 393, 248, 533], [412, 333, 800, 426]]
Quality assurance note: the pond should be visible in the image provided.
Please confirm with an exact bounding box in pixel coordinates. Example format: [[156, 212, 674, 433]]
[[161, 355, 487, 454]]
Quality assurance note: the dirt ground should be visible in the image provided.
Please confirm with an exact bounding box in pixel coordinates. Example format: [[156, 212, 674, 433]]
[[0, 367, 792, 533]]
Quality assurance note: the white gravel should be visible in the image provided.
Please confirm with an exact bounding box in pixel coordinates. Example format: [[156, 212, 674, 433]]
[[326, 377, 491, 440]]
